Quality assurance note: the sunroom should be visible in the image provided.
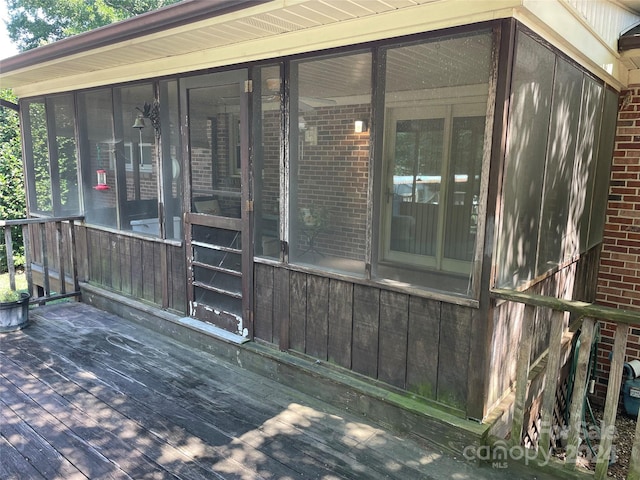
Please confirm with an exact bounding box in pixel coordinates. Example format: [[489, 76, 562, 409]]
[[1, 0, 635, 449]]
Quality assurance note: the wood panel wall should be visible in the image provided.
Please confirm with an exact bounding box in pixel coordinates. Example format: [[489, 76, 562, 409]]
[[79, 227, 187, 314], [254, 263, 474, 415]]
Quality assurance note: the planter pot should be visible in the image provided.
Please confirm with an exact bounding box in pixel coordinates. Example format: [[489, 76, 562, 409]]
[[0, 293, 30, 332]]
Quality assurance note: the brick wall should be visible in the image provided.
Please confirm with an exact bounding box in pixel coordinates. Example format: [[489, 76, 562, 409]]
[[594, 86, 640, 401]]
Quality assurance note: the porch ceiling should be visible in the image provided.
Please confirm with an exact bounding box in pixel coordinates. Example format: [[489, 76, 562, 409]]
[[0, 0, 522, 97], [0, 0, 634, 96]]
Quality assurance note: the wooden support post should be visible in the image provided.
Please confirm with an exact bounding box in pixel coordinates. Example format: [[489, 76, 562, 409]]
[[68, 220, 80, 296], [595, 323, 629, 480], [565, 317, 596, 468], [511, 304, 535, 447], [22, 224, 33, 298], [628, 408, 640, 480], [55, 221, 66, 295], [4, 226, 15, 290], [39, 222, 50, 298], [539, 309, 565, 454]]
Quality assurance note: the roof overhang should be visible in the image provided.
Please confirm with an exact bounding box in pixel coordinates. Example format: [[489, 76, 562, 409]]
[[0, 0, 634, 97]]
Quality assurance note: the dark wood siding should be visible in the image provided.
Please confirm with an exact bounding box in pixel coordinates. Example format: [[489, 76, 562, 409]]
[[253, 265, 476, 416], [80, 227, 187, 314]]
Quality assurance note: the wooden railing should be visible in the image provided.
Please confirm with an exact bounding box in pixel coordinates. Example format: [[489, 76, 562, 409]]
[[491, 288, 640, 479], [1, 216, 83, 305]]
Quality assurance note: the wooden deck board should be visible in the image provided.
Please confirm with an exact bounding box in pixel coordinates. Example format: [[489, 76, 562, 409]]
[[0, 301, 550, 480]]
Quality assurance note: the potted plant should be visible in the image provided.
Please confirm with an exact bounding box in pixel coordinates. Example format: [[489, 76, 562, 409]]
[[0, 288, 30, 332]]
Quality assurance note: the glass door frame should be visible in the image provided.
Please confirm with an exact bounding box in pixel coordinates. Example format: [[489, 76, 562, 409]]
[[180, 69, 253, 338]]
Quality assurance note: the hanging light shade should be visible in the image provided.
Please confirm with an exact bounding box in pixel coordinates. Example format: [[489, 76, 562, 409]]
[[132, 114, 146, 129]]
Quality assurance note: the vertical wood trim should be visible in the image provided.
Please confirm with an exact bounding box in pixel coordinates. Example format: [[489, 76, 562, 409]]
[[328, 279, 353, 369], [539, 309, 565, 453], [120, 236, 132, 295], [511, 304, 535, 447], [437, 303, 472, 410], [88, 230, 100, 286], [305, 275, 329, 360], [68, 221, 79, 295], [352, 284, 380, 378], [595, 323, 629, 480], [378, 290, 409, 389], [254, 263, 274, 343], [406, 296, 440, 399], [39, 223, 50, 296], [276, 267, 290, 350], [289, 271, 307, 352], [131, 238, 144, 300], [54, 221, 66, 294], [22, 225, 33, 297], [161, 243, 169, 309], [565, 316, 595, 467], [97, 231, 107, 287]]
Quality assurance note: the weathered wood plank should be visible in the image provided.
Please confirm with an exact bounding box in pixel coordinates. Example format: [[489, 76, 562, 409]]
[[170, 243, 187, 313], [595, 323, 629, 480], [492, 288, 640, 325], [406, 296, 440, 400], [306, 275, 329, 360], [119, 235, 132, 295], [153, 242, 163, 305], [0, 407, 82, 480], [88, 230, 101, 284], [352, 284, 379, 378], [0, 375, 128, 479], [539, 309, 565, 453], [131, 237, 144, 299], [378, 290, 409, 389], [438, 303, 472, 410], [4, 315, 394, 480], [328, 279, 353, 369], [511, 304, 535, 447], [100, 231, 112, 288], [1, 367, 181, 480], [290, 271, 307, 352], [0, 434, 47, 480], [275, 267, 290, 350], [565, 317, 596, 466], [255, 262, 274, 343]]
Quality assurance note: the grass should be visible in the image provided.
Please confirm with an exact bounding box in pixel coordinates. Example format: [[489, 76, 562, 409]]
[[0, 271, 28, 293]]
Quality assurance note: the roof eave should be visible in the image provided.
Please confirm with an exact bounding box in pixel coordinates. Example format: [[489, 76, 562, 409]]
[[0, 0, 267, 74]]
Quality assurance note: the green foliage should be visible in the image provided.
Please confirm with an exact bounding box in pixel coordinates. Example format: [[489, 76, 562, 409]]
[[6, 0, 181, 51], [0, 90, 26, 273]]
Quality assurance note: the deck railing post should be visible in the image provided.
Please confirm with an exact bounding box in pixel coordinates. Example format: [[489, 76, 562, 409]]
[[565, 316, 596, 469], [4, 225, 16, 290], [511, 303, 536, 447], [68, 219, 80, 296], [595, 323, 629, 480], [22, 224, 33, 297], [55, 221, 66, 295], [539, 309, 565, 454]]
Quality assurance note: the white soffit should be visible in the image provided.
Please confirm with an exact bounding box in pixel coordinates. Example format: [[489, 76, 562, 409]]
[[1, 0, 520, 96], [2, 0, 628, 95]]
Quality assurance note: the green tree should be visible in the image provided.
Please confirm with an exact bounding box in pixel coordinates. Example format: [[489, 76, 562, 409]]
[[6, 0, 180, 51], [1, 0, 180, 271], [0, 89, 26, 270]]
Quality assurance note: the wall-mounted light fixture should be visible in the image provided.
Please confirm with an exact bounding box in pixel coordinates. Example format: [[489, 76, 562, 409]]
[[354, 119, 368, 133]]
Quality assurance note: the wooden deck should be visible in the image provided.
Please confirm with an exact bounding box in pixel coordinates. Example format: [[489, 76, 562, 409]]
[[1, 302, 550, 480]]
